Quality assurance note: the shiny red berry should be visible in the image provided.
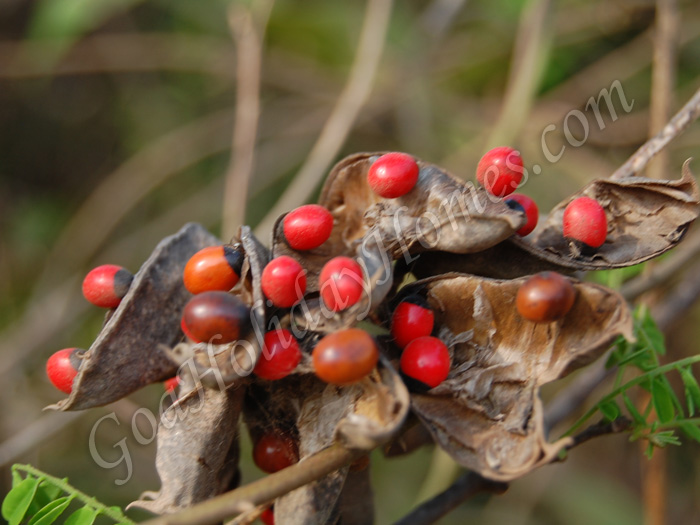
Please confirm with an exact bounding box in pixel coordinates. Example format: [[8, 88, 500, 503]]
[[164, 376, 180, 392], [183, 245, 242, 295], [516, 272, 576, 323], [261, 256, 307, 308], [82, 264, 133, 308], [319, 257, 364, 312], [391, 297, 434, 348], [254, 329, 302, 381], [181, 291, 251, 344], [283, 205, 334, 251], [367, 152, 420, 198], [505, 193, 539, 236], [476, 146, 523, 197], [562, 196, 607, 249], [312, 328, 379, 385], [260, 507, 275, 525], [46, 348, 83, 394], [253, 433, 299, 473], [400, 336, 450, 389]]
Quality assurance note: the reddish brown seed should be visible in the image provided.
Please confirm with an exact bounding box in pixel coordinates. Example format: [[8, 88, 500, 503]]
[[312, 328, 379, 385], [516, 272, 576, 323], [253, 433, 299, 473], [181, 291, 251, 344]]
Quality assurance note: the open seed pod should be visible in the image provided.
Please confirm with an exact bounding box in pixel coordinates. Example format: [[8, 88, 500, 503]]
[[399, 273, 632, 481], [521, 160, 700, 270], [129, 385, 245, 514], [47, 223, 219, 411], [166, 226, 269, 390], [407, 162, 700, 279], [248, 357, 409, 525], [318, 152, 525, 260]]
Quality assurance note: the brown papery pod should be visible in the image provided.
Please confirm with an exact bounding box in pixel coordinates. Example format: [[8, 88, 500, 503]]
[[402, 273, 632, 481], [48, 223, 219, 411], [129, 385, 244, 514], [522, 160, 700, 270], [318, 153, 525, 259], [274, 357, 409, 525]]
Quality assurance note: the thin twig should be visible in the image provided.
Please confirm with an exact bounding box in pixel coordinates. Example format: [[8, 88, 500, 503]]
[[647, 0, 678, 179], [222, 1, 273, 241], [610, 84, 700, 180], [254, 0, 394, 236], [393, 471, 508, 525], [566, 417, 633, 450], [651, 259, 700, 330], [140, 442, 360, 525]]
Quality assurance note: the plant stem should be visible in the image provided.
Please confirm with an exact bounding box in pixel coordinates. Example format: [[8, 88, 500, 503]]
[[12, 464, 134, 524]]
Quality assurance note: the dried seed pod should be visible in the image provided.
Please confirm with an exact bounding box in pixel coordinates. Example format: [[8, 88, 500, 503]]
[[319, 152, 525, 259], [48, 223, 220, 411], [398, 273, 632, 481]]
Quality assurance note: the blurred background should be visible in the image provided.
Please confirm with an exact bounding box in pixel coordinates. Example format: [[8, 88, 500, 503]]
[[1, 0, 700, 523]]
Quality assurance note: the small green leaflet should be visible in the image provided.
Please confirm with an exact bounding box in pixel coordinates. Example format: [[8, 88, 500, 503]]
[[679, 422, 700, 443], [599, 399, 621, 421], [680, 366, 700, 416], [2, 476, 41, 525], [622, 394, 646, 426], [64, 507, 99, 525], [651, 377, 676, 424], [28, 496, 74, 525]]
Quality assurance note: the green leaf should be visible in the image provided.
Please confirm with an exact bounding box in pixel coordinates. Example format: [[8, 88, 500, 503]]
[[648, 430, 681, 448], [651, 378, 676, 423], [64, 506, 99, 525], [2, 476, 41, 525], [622, 393, 646, 426], [599, 399, 621, 421], [27, 496, 73, 525], [680, 366, 700, 416], [11, 469, 23, 487], [679, 422, 700, 443]]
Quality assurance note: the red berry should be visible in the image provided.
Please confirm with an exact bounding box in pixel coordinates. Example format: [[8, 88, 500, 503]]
[[183, 245, 242, 295], [260, 507, 275, 525], [283, 205, 334, 251], [391, 297, 434, 348], [164, 376, 180, 392], [319, 257, 364, 312], [261, 256, 307, 308], [476, 146, 523, 197], [312, 328, 379, 385], [181, 291, 251, 344], [562, 196, 607, 249], [46, 348, 83, 394], [253, 433, 298, 473], [516, 272, 576, 323], [254, 329, 302, 381], [400, 336, 450, 389], [505, 193, 539, 236], [367, 152, 420, 198], [82, 264, 133, 308]]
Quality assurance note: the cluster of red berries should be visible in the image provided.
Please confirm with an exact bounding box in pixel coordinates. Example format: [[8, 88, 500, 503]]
[[391, 296, 450, 391], [476, 146, 608, 247]]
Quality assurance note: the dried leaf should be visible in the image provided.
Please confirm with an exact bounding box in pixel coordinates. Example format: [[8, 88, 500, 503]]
[[49, 223, 220, 411], [401, 273, 632, 481], [129, 385, 244, 514], [318, 153, 525, 259]]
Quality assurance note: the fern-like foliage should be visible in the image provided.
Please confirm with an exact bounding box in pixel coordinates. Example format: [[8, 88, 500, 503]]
[[565, 305, 700, 457], [2, 464, 135, 525]]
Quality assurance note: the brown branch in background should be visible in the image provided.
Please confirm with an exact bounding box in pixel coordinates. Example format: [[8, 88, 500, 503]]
[[254, 0, 394, 237], [140, 442, 361, 525], [647, 0, 678, 179], [651, 258, 700, 331], [610, 85, 700, 180], [393, 471, 508, 525], [221, 1, 274, 241]]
